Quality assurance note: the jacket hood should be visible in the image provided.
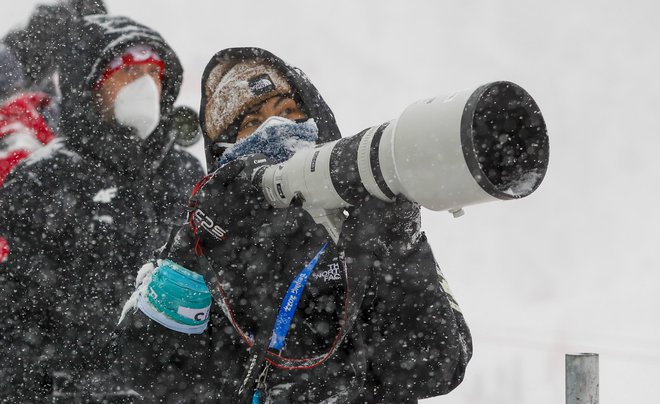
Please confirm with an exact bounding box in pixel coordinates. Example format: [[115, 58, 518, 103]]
[[57, 15, 183, 173], [0, 43, 27, 101], [199, 47, 340, 169]]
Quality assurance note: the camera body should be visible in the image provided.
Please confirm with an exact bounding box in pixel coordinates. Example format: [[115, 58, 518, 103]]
[[253, 81, 549, 242]]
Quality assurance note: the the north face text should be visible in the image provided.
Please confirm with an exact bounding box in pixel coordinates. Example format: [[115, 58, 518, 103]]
[[313, 262, 341, 281], [248, 74, 275, 96]]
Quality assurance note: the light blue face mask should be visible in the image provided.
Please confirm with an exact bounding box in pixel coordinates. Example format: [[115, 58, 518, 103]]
[[217, 117, 318, 166]]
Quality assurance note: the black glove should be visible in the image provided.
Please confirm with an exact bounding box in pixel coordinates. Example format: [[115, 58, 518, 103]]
[[187, 159, 285, 336], [188, 158, 270, 252], [340, 195, 423, 260]]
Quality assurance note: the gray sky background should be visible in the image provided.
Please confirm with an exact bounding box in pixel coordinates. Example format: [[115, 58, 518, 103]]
[[3, 1, 660, 402]]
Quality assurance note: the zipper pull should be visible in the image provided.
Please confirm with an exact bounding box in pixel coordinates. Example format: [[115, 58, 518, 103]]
[[252, 361, 271, 403]]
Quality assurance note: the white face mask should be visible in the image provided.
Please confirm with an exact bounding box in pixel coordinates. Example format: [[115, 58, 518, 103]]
[[113, 75, 161, 140]]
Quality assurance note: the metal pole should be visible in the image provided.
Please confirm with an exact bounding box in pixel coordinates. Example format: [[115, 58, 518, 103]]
[[566, 353, 599, 404]]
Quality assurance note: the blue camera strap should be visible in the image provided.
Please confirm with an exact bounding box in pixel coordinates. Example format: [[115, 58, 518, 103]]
[[251, 242, 328, 403], [269, 242, 328, 350]]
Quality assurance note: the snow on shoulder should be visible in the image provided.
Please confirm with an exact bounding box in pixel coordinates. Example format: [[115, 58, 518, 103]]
[[22, 138, 81, 166]]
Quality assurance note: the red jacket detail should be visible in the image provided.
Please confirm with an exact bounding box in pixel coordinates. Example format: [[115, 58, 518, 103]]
[[0, 92, 56, 186]]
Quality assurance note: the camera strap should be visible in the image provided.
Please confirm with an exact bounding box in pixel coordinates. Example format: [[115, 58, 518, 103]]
[[247, 243, 327, 403], [269, 242, 327, 350], [197, 243, 329, 403], [197, 239, 372, 402]]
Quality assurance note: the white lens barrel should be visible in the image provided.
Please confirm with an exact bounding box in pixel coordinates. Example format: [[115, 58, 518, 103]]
[[258, 81, 548, 215], [381, 81, 548, 211], [380, 87, 495, 211], [259, 141, 349, 209]]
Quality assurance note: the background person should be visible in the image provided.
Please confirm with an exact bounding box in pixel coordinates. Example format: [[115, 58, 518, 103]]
[[0, 0, 107, 264], [0, 13, 204, 401], [0, 43, 58, 188]]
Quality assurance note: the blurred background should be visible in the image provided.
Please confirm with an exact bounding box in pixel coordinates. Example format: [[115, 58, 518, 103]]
[[3, 1, 659, 402]]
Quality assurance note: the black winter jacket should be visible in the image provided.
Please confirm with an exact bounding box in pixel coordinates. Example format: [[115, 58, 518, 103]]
[[117, 48, 472, 403], [0, 14, 204, 402]]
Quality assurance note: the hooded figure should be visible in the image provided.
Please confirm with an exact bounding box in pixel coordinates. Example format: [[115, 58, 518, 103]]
[[119, 48, 472, 403], [0, 15, 204, 401], [0, 1, 83, 265], [0, 43, 57, 187]]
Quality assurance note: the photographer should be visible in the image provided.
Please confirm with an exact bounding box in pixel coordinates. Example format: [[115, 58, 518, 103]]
[[121, 47, 471, 403]]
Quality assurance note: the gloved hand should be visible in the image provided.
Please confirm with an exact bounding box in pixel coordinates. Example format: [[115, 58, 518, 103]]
[[188, 158, 285, 336], [339, 195, 423, 260], [188, 158, 271, 252]]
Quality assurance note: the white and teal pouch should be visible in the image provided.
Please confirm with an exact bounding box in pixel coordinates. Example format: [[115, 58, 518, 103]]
[[119, 259, 212, 334]]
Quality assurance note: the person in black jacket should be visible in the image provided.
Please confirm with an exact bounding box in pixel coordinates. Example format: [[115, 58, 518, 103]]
[[0, 13, 204, 402], [120, 47, 471, 403]]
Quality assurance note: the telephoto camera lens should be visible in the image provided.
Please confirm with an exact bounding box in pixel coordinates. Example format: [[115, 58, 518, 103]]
[[256, 81, 548, 217]]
